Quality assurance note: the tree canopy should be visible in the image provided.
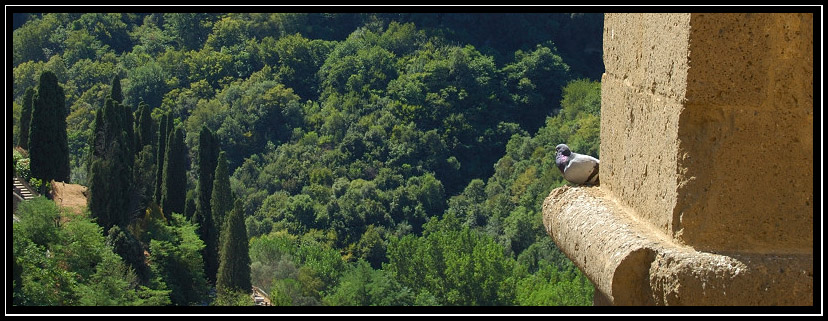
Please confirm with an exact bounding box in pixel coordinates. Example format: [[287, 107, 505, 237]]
[[12, 12, 603, 307]]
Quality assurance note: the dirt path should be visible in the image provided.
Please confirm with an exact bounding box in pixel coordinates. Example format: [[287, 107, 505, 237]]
[[50, 180, 88, 216]]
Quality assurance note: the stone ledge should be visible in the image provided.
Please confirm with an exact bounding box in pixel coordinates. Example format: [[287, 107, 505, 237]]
[[542, 185, 813, 306]]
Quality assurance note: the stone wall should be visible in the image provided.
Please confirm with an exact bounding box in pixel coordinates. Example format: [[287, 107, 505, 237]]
[[543, 13, 813, 306], [600, 13, 690, 235], [676, 13, 814, 253]]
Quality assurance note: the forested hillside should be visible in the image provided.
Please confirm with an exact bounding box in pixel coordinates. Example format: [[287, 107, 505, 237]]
[[11, 12, 603, 307]]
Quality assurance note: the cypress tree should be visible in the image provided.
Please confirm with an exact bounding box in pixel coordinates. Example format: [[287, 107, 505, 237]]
[[133, 102, 157, 208], [28, 71, 70, 184], [86, 104, 103, 177], [120, 100, 135, 173], [87, 98, 133, 230], [184, 190, 197, 220], [192, 201, 218, 285], [216, 199, 251, 296], [88, 157, 114, 229], [154, 112, 170, 203], [197, 126, 220, 221], [18, 87, 35, 150], [110, 74, 123, 103], [135, 102, 154, 151], [194, 125, 220, 284], [106, 225, 151, 284], [211, 151, 233, 237], [161, 124, 187, 215]]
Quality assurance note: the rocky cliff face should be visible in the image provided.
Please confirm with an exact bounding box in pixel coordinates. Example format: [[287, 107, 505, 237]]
[[543, 13, 814, 306]]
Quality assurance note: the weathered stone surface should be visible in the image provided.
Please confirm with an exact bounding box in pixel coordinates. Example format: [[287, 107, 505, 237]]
[[676, 12, 814, 253], [543, 186, 813, 306], [600, 12, 813, 253], [600, 13, 689, 236]]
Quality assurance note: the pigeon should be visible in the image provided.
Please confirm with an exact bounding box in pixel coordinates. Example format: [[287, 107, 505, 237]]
[[555, 144, 600, 185]]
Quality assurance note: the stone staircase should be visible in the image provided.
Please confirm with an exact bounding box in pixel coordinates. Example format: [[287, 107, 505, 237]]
[[13, 176, 37, 201], [12, 176, 38, 222]]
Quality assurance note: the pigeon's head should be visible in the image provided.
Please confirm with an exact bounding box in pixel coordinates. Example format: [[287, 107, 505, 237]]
[[555, 144, 571, 157]]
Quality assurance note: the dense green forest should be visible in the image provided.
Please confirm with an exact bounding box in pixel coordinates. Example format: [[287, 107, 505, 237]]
[[11, 12, 603, 307]]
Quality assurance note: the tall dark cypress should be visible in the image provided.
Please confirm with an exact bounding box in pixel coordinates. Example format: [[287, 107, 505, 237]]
[[192, 201, 218, 285], [216, 199, 251, 296], [86, 105, 104, 176], [88, 98, 133, 230], [211, 151, 233, 237], [194, 125, 220, 284], [197, 126, 220, 220], [110, 74, 123, 104], [184, 190, 197, 220], [121, 101, 135, 171], [154, 112, 170, 203], [88, 157, 114, 229], [28, 71, 70, 184], [17, 87, 35, 150], [161, 124, 187, 216], [135, 102, 154, 151], [132, 102, 157, 211]]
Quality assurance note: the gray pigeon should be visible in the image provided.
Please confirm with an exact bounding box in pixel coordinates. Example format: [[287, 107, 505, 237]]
[[555, 144, 599, 185]]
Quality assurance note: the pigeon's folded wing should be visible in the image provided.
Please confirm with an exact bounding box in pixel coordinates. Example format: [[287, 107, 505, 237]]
[[563, 154, 600, 185]]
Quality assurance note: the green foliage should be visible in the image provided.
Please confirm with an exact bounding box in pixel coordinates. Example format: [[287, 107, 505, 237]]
[[385, 224, 516, 306], [323, 259, 413, 306], [515, 263, 593, 306], [75, 251, 171, 306], [16, 197, 62, 247], [14, 152, 32, 183], [66, 217, 170, 306], [13, 229, 79, 306], [213, 289, 254, 306], [248, 231, 344, 306], [503, 206, 544, 255], [13, 198, 173, 306], [147, 213, 208, 306], [72, 13, 132, 54], [267, 33, 335, 100], [125, 60, 168, 109], [129, 14, 174, 57], [13, 13, 66, 65], [502, 44, 571, 133], [163, 13, 218, 51]]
